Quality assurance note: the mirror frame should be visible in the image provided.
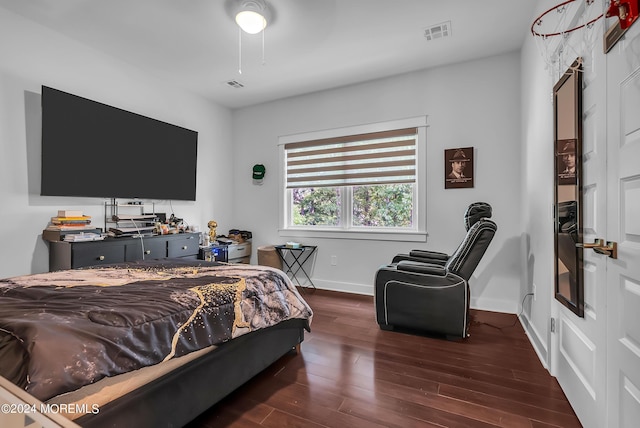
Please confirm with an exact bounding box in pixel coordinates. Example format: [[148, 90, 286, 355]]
[[553, 58, 584, 317]]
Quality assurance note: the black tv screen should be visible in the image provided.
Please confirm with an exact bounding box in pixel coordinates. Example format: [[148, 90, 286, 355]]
[[41, 86, 198, 201]]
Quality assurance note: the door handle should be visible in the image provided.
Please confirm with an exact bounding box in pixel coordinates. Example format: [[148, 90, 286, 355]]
[[593, 241, 617, 259], [576, 239, 618, 259], [576, 238, 605, 249]]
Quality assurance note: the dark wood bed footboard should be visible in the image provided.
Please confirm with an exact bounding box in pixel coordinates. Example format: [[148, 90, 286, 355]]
[[76, 319, 307, 428]]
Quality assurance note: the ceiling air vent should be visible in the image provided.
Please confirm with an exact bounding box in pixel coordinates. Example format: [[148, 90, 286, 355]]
[[424, 21, 452, 41], [225, 80, 245, 89]]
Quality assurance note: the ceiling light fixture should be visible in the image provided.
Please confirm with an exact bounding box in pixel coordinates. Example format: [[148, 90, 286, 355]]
[[235, 1, 268, 34], [234, 0, 271, 74]]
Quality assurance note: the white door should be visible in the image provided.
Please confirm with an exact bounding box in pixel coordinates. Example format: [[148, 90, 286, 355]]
[[605, 19, 640, 428], [552, 19, 608, 428]]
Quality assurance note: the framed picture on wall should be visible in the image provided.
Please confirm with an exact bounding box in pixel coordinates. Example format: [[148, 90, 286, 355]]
[[444, 147, 474, 189]]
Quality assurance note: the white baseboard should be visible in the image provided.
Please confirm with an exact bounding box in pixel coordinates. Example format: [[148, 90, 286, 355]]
[[309, 278, 374, 296], [519, 311, 549, 369], [308, 281, 527, 311]]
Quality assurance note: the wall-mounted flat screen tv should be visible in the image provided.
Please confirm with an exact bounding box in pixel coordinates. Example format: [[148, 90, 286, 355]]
[[41, 86, 198, 201]]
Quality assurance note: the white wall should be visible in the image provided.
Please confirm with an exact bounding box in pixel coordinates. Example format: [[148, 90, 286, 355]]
[[232, 52, 523, 312], [0, 8, 233, 278], [518, 0, 561, 366]]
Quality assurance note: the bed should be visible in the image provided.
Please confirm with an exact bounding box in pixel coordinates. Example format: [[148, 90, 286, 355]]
[[0, 259, 312, 427]]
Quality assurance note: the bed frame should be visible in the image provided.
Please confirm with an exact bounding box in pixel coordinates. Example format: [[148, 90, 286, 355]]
[[75, 318, 306, 427]]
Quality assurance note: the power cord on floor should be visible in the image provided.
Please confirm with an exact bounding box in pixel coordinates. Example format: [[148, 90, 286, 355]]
[[473, 292, 534, 330], [131, 219, 146, 260]]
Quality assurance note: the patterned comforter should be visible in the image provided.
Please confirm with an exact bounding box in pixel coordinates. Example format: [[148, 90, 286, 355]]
[[0, 260, 312, 401]]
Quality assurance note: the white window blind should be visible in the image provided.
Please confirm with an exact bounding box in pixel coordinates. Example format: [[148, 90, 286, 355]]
[[284, 127, 417, 189]]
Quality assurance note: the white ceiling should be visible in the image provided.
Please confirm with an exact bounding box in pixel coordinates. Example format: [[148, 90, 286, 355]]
[[0, 0, 537, 109]]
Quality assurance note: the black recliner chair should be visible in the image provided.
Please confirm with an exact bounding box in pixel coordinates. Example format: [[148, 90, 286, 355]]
[[374, 202, 496, 338]]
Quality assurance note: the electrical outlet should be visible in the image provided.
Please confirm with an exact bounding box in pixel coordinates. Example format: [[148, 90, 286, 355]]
[[330, 255, 337, 266]]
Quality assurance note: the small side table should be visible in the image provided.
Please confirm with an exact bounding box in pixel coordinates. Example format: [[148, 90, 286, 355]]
[[274, 245, 317, 290]]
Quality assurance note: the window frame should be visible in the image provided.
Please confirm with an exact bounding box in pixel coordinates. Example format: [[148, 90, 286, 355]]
[[278, 116, 428, 242]]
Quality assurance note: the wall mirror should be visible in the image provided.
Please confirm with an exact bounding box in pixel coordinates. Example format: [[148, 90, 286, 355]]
[[554, 58, 584, 317]]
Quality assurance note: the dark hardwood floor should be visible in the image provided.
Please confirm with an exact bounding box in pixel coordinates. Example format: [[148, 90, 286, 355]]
[[187, 289, 581, 428]]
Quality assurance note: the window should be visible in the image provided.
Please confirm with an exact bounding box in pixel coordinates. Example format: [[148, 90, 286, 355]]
[[279, 117, 427, 241]]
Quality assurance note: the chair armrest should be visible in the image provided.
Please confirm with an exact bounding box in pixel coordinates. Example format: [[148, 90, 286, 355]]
[[396, 261, 446, 276], [391, 253, 448, 265], [391, 255, 447, 265], [408, 250, 449, 261]]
